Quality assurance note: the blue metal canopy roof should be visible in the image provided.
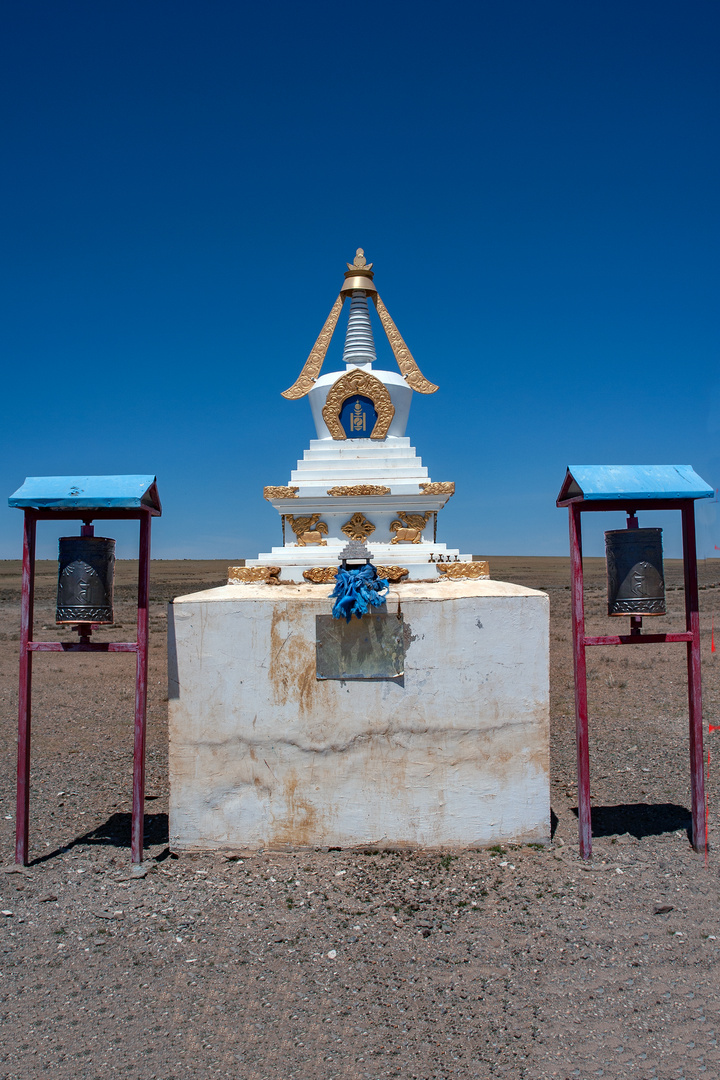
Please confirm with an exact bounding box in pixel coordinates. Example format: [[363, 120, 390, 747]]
[[557, 465, 713, 506], [8, 475, 162, 514]]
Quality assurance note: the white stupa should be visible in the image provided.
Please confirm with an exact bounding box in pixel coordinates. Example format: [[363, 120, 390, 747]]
[[171, 249, 548, 854], [246, 249, 472, 582]]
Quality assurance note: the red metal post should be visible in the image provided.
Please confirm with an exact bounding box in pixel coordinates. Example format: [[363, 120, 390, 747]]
[[16, 511, 37, 865], [131, 510, 151, 863], [569, 504, 592, 859], [681, 501, 706, 852]]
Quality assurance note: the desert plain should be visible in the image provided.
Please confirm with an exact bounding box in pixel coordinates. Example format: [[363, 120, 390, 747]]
[[0, 555, 719, 1080]]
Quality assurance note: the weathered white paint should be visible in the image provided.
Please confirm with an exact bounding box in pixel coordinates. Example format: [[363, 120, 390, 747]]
[[168, 580, 550, 852]]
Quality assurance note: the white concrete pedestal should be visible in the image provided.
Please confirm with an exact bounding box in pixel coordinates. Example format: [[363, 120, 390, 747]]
[[168, 580, 550, 852]]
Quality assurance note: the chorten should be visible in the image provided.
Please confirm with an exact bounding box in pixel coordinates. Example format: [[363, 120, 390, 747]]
[[169, 248, 549, 853], [247, 249, 471, 581]]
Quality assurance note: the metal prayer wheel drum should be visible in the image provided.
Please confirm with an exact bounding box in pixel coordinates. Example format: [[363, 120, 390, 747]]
[[605, 528, 665, 617], [56, 537, 116, 624]]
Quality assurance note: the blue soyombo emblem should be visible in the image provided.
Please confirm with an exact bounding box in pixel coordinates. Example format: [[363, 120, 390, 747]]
[[339, 395, 377, 438]]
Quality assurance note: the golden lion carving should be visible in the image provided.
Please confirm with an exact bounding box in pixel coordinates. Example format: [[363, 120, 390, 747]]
[[390, 511, 431, 544], [286, 514, 329, 547]]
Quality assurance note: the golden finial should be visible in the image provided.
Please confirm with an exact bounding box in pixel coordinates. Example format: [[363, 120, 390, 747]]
[[347, 247, 373, 272]]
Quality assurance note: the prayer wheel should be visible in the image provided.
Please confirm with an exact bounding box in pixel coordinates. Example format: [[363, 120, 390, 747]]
[[605, 527, 665, 617], [56, 536, 116, 624]]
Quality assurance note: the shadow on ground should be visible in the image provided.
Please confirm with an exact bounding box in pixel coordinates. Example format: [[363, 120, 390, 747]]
[[571, 802, 691, 840], [30, 812, 169, 865]]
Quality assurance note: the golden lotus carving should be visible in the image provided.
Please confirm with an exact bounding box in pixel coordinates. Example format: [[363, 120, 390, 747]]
[[286, 513, 329, 546], [347, 248, 372, 272], [341, 512, 376, 541], [327, 485, 391, 497], [419, 482, 455, 496], [390, 511, 431, 544], [263, 486, 299, 500], [375, 565, 409, 582], [282, 294, 345, 400], [322, 369, 394, 441], [437, 562, 490, 581], [228, 565, 282, 584], [303, 567, 338, 584]]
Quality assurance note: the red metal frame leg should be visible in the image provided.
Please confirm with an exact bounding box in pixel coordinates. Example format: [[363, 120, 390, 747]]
[[682, 502, 706, 852], [569, 504, 592, 859], [131, 511, 151, 863], [16, 512, 36, 865]]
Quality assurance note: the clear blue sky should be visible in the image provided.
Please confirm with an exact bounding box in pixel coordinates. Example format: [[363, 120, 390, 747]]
[[2, 1, 719, 560]]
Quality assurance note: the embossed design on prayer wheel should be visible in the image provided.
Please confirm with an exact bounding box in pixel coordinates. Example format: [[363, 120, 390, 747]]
[[56, 537, 116, 624], [605, 528, 665, 616]]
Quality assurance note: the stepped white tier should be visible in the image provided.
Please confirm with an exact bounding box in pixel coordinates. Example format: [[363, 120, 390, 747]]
[[249, 435, 470, 580], [247, 257, 472, 580]]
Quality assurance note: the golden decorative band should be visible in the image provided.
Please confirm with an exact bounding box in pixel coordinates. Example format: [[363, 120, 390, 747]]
[[302, 567, 338, 584], [327, 485, 391, 496], [376, 565, 409, 582], [419, 482, 455, 496], [281, 294, 345, 400], [228, 566, 282, 584], [436, 562, 490, 581], [302, 564, 409, 584], [372, 294, 438, 394], [264, 486, 299, 500]]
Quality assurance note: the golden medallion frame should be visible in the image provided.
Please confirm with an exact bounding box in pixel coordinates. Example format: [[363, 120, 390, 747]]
[[322, 369, 395, 441]]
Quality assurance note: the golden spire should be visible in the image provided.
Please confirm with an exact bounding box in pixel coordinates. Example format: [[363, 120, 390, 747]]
[[281, 249, 438, 400], [341, 247, 376, 295]]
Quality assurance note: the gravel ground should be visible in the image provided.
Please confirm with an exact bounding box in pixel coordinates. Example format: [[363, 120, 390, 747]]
[[1, 556, 719, 1080]]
